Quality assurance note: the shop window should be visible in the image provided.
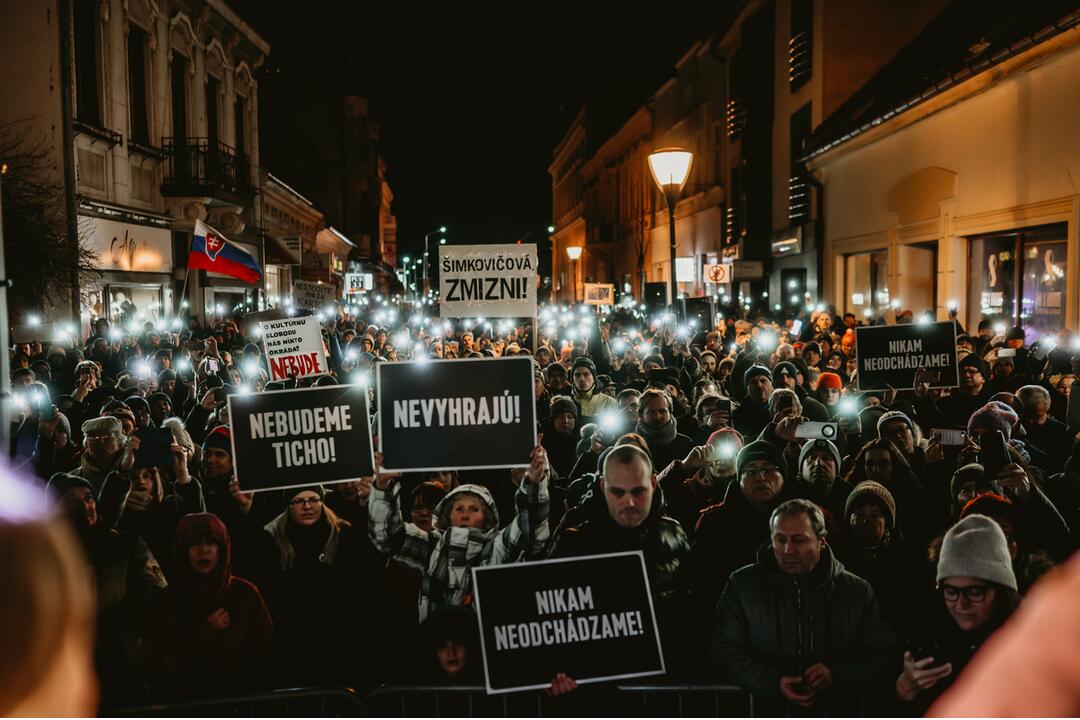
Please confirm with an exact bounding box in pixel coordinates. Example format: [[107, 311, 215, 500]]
[[844, 250, 889, 319], [106, 284, 164, 327], [968, 224, 1066, 336]]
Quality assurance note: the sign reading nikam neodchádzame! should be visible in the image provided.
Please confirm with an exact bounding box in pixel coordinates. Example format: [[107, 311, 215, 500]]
[[855, 321, 959, 390], [472, 551, 666, 694]]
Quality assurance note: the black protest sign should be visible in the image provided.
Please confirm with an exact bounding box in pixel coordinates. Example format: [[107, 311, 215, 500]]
[[227, 384, 374, 493], [855, 321, 959, 391], [376, 356, 536, 472], [472, 551, 666, 694]]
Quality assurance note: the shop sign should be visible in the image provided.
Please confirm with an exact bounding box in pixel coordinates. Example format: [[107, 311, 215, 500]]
[[85, 217, 172, 273]]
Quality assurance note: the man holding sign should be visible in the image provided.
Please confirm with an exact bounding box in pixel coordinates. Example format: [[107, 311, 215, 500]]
[[546, 444, 694, 683]]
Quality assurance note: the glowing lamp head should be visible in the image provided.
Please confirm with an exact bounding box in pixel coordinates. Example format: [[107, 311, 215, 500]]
[[566, 246, 583, 261], [648, 148, 694, 195]]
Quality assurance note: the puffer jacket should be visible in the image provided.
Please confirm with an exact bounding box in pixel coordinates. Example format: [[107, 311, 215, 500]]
[[547, 483, 696, 675], [369, 478, 549, 622], [711, 543, 898, 716]]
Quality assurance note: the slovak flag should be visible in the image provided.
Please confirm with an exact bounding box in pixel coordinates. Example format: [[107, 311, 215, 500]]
[[188, 219, 262, 284]]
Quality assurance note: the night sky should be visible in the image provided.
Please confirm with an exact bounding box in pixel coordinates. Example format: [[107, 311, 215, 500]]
[[229, 3, 735, 265]]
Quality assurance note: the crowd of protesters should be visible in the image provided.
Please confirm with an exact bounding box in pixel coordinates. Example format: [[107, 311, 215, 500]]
[[6, 299, 1080, 715]]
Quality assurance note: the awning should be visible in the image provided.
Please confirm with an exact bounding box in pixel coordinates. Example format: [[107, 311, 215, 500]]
[[264, 234, 302, 265]]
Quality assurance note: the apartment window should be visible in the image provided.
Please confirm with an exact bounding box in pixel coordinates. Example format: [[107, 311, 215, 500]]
[[73, 0, 101, 124], [171, 54, 188, 141], [127, 25, 150, 145], [206, 76, 220, 147], [234, 95, 247, 157], [788, 103, 812, 223], [789, 0, 813, 90]]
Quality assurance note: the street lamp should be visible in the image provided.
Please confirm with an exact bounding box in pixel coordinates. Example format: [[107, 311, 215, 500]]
[[422, 226, 447, 294], [566, 246, 583, 304], [648, 148, 694, 318]]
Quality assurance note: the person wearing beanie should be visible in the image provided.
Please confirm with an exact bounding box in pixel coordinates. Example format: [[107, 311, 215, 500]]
[[699, 349, 718, 378], [772, 360, 830, 422], [896, 515, 1022, 711], [797, 438, 845, 519], [157, 368, 178, 397], [693, 438, 798, 627], [544, 361, 570, 395], [124, 395, 153, 430], [659, 427, 745, 540], [712, 498, 898, 717], [814, 371, 843, 409], [915, 351, 993, 430], [732, 366, 773, 439], [149, 392, 174, 427], [876, 410, 921, 456], [802, 341, 823, 370], [143, 513, 276, 699], [30, 405, 81, 478], [368, 442, 551, 624], [71, 415, 131, 493], [541, 395, 579, 479], [967, 400, 1019, 442], [570, 355, 617, 424]]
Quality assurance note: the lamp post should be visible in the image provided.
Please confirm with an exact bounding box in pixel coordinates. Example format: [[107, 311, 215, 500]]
[[422, 225, 447, 295], [648, 148, 694, 319], [400, 255, 411, 300], [566, 245, 583, 303]]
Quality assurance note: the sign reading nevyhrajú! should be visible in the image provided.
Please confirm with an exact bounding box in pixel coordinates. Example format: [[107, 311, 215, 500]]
[[472, 551, 665, 694], [855, 321, 959, 390], [438, 243, 537, 318], [227, 385, 374, 493], [376, 356, 537, 472], [259, 315, 329, 382]]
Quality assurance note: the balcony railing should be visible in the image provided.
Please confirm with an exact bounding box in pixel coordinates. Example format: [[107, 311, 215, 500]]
[[725, 98, 747, 139], [162, 137, 253, 201], [788, 173, 812, 223], [789, 30, 813, 90]]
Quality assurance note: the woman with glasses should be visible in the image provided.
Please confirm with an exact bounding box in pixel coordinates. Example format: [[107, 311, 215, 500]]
[[894, 514, 1020, 714], [262, 485, 387, 686]]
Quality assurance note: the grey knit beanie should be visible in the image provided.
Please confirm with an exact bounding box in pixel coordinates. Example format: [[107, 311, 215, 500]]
[[798, 438, 841, 471], [845, 481, 897, 530], [876, 410, 914, 439], [936, 513, 1018, 591]]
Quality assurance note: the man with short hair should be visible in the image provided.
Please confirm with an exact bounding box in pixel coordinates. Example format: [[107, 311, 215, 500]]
[[797, 438, 846, 520], [1017, 384, 1071, 468], [549, 443, 693, 673], [635, 387, 694, 473], [712, 498, 896, 716], [915, 354, 992, 429], [71, 416, 134, 493], [545, 362, 570, 395]]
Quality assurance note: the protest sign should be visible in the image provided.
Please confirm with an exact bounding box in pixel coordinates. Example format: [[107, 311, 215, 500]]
[[472, 551, 665, 694], [344, 272, 373, 293], [292, 279, 336, 311], [438, 244, 537, 318], [583, 283, 615, 305], [227, 384, 374, 493], [259, 316, 329, 381], [376, 356, 536, 472], [855, 321, 958, 390]]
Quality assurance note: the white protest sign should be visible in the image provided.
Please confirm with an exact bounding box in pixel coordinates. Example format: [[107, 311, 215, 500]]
[[583, 283, 615, 305], [292, 280, 336, 311], [344, 273, 373, 294], [259, 316, 329, 381], [438, 243, 537, 318]]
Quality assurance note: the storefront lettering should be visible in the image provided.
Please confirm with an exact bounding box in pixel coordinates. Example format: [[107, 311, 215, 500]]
[[109, 229, 157, 271]]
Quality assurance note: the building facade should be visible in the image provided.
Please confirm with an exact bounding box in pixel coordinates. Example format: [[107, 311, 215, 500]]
[[806, 4, 1080, 337], [0, 0, 276, 328]]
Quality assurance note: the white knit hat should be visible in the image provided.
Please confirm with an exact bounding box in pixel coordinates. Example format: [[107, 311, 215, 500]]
[[936, 514, 1018, 591]]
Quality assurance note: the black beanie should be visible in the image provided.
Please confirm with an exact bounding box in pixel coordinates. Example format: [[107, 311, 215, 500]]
[[46, 472, 94, 498], [736, 439, 788, 478], [772, 361, 798, 386], [549, 395, 578, 421], [959, 354, 989, 379], [743, 364, 772, 387], [571, 356, 597, 377]]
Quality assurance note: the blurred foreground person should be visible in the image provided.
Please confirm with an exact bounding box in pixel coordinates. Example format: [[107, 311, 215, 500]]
[[0, 465, 98, 716]]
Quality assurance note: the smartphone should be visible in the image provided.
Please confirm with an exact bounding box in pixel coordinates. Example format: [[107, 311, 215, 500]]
[[997, 348, 1017, 358], [716, 398, 732, 414], [914, 369, 941, 385], [134, 427, 174, 469], [978, 430, 1011, 483], [206, 357, 220, 373], [933, 428, 966, 446], [795, 421, 839, 440]]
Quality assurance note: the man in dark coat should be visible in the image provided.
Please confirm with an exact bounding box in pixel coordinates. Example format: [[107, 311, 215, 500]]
[[915, 354, 992, 429], [634, 387, 693, 476], [549, 443, 695, 675], [711, 499, 897, 716], [732, 366, 773, 441]]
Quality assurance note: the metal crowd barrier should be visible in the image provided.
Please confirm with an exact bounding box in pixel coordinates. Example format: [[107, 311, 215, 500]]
[[104, 685, 367, 718], [366, 683, 752, 718]]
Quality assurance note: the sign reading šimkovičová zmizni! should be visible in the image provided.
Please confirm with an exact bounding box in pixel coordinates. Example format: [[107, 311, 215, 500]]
[[376, 356, 537, 472], [855, 321, 959, 390], [227, 385, 374, 493], [438, 244, 537, 318], [472, 551, 665, 694]]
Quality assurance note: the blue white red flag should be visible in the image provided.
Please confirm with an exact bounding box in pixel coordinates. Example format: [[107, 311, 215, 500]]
[[188, 219, 261, 283]]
